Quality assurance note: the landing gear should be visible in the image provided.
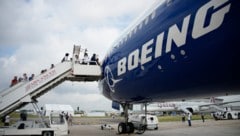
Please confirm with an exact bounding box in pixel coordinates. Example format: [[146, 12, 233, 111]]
[[117, 103, 147, 134], [118, 122, 134, 134], [117, 104, 135, 134], [118, 122, 126, 134]]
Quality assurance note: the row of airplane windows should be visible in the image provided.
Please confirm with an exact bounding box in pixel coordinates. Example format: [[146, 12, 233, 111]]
[[117, 0, 175, 48], [114, 10, 157, 49]]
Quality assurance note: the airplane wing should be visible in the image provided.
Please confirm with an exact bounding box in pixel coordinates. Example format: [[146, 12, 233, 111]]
[[199, 100, 240, 108]]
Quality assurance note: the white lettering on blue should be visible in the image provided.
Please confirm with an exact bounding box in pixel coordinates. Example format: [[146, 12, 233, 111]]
[[192, 0, 231, 39], [155, 32, 164, 59], [117, 0, 230, 76], [141, 39, 154, 65], [128, 49, 139, 71], [166, 15, 191, 53], [118, 57, 126, 76]]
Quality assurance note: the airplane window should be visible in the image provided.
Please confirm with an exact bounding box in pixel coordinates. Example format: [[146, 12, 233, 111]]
[[131, 31, 134, 37], [139, 23, 143, 30], [128, 32, 132, 39], [114, 44, 119, 49], [151, 11, 156, 19], [119, 41, 122, 46], [125, 36, 128, 42], [134, 27, 137, 34], [145, 16, 149, 25], [167, 0, 173, 6]]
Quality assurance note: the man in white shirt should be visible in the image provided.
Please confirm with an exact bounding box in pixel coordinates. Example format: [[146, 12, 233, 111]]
[[187, 113, 192, 126]]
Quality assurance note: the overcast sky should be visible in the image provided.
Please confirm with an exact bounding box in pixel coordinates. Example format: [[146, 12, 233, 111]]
[[0, 0, 157, 112]]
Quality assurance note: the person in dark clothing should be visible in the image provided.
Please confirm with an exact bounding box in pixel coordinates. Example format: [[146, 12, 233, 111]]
[[29, 74, 35, 81], [50, 64, 55, 69], [90, 54, 97, 65], [95, 54, 100, 65], [61, 53, 69, 62], [201, 113, 205, 122], [20, 111, 27, 121]]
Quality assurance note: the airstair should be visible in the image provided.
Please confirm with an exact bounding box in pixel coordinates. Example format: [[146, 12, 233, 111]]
[[0, 45, 102, 118]]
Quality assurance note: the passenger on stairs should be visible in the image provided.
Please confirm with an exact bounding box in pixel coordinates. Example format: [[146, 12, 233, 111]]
[[50, 64, 55, 69], [41, 69, 47, 74], [18, 77, 23, 82], [96, 54, 100, 65], [23, 73, 28, 81], [90, 53, 100, 65], [29, 74, 35, 81], [82, 50, 89, 64], [90, 53, 97, 65], [10, 76, 18, 87], [61, 53, 69, 62]]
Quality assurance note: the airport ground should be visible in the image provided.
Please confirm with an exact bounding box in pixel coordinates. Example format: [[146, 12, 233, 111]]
[[69, 119, 240, 136], [1, 115, 240, 136]]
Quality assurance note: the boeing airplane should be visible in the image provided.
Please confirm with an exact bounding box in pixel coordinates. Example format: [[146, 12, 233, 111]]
[[99, 0, 240, 134]]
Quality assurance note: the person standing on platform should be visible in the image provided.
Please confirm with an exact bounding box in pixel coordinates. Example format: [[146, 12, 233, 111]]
[[90, 53, 97, 65], [10, 76, 18, 87], [61, 53, 69, 62], [82, 50, 89, 64]]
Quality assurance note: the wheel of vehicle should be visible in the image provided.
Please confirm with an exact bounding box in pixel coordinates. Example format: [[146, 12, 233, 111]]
[[227, 113, 232, 120], [127, 122, 134, 133], [118, 122, 126, 134], [136, 124, 146, 134], [42, 131, 53, 136]]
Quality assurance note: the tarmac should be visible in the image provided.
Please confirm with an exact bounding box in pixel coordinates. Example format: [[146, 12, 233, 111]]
[[68, 119, 240, 136]]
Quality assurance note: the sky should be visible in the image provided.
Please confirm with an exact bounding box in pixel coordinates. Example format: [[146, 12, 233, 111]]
[[0, 0, 157, 112]]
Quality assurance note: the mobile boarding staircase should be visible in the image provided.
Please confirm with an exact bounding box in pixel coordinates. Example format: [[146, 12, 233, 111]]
[[0, 45, 102, 118]]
